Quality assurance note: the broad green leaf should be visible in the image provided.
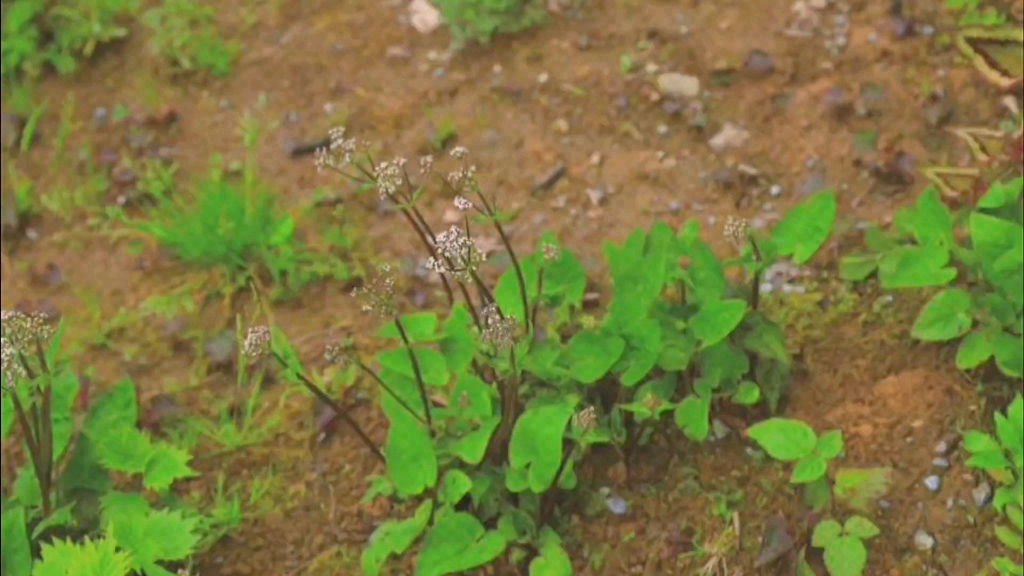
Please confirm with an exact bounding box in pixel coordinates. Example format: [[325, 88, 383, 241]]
[[822, 535, 868, 576], [839, 254, 878, 281], [741, 313, 790, 364], [84, 378, 138, 434], [529, 541, 573, 576], [376, 312, 439, 342], [447, 417, 500, 465], [619, 319, 662, 386], [103, 497, 202, 569], [440, 304, 476, 374], [681, 237, 727, 305], [47, 370, 80, 461], [977, 177, 1023, 209], [447, 374, 495, 421], [791, 455, 828, 484], [769, 190, 837, 263], [957, 330, 994, 369], [32, 536, 132, 576], [1, 507, 32, 576], [414, 512, 507, 576], [673, 394, 710, 441], [565, 330, 626, 384], [142, 442, 197, 492], [689, 299, 747, 347], [993, 332, 1024, 377], [385, 409, 437, 497], [732, 381, 761, 405], [900, 187, 954, 247], [1, 390, 14, 439], [833, 467, 893, 512], [747, 418, 818, 461], [377, 347, 450, 387], [537, 233, 587, 308], [911, 288, 973, 342], [440, 470, 473, 505], [494, 255, 539, 324], [877, 245, 957, 289], [508, 399, 576, 493], [963, 430, 1004, 454], [843, 516, 880, 539], [811, 519, 843, 547], [815, 430, 844, 460], [361, 501, 433, 576]]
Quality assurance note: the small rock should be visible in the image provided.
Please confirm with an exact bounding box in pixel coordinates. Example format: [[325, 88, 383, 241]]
[[203, 330, 237, 371], [795, 172, 828, 196], [972, 482, 993, 507], [552, 118, 570, 134], [711, 419, 731, 440], [707, 122, 750, 152], [93, 107, 109, 125], [754, 514, 794, 568], [385, 45, 412, 59], [913, 529, 936, 552], [934, 434, 960, 456], [743, 49, 775, 76], [769, 184, 783, 197], [655, 123, 670, 137], [656, 72, 701, 99], [931, 457, 949, 469], [923, 475, 941, 491], [408, 0, 441, 34], [585, 187, 608, 207], [605, 495, 628, 515]]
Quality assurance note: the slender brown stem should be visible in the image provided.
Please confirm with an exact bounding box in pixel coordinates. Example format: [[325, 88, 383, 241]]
[[393, 318, 434, 429], [530, 269, 546, 339], [356, 362, 428, 426], [748, 238, 763, 312], [271, 352, 385, 463], [475, 191, 531, 334]]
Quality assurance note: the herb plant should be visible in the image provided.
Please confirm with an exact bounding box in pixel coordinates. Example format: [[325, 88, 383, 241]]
[[236, 131, 843, 575], [1, 310, 206, 575], [963, 393, 1024, 575], [142, 0, 238, 76], [840, 179, 1024, 379], [1, 0, 138, 80], [434, 0, 547, 47], [811, 515, 880, 576]]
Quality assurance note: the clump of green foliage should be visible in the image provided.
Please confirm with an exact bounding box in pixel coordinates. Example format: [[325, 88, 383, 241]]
[[242, 135, 846, 575], [434, 0, 547, 47], [1, 311, 206, 576], [142, 0, 238, 76], [963, 393, 1024, 576], [840, 179, 1024, 379], [135, 115, 348, 298], [1, 0, 137, 80], [944, 0, 1008, 27]]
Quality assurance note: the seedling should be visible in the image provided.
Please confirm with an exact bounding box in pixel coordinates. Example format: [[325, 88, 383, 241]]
[[143, 0, 239, 76], [811, 515, 880, 576], [434, 0, 547, 48]]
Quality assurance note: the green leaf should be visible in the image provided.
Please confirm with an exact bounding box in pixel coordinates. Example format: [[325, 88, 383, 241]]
[[376, 313, 439, 342], [769, 189, 837, 263], [732, 381, 761, 405], [673, 394, 710, 441], [619, 319, 662, 386], [385, 409, 437, 497], [529, 541, 573, 576], [537, 233, 587, 308], [361, 501, 432, 576], [680, 237, 727, 305], [911, 288, 973, 342], [689, 299, 747, 347], [877, 245, 957, 289], [448, 417, 500, 465], [811, 519, 843, 547], [440, 304, 476, 374], [32, 536, 132, 576], [1, 390, 14, 439], [440, 470, 473, 505], [377, 347, 450, 387], [508, 398, 577, 493], [791, 455, 828, 484], [839, 254, 878, 281], [267, 214, 295, 246], [494, 255, 539, 324], [977, 177, 1023, 209], [103, 495, 202, 569], [1, 507, 32, 576], [747, 418, 818, 461], [833, 467, 893, 512], [963, 430, 1004, 454], [956, 330, 994, 370], [142, 442, 197, 492], [47, 370, 80, 462], [901, 187, 954, 247], [84, 377, 138, 434], [822, 535, 868, 576], [741, 313, 790, 364], [993, 332, 1024, 377], [565, 330, 626, 384], [414, 512, 507, 576], [843, 516, 880, 539], [815, 430, 844, 460]]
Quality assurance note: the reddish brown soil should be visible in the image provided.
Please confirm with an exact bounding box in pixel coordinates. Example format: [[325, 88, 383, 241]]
[[2, 0, 1022, 574]]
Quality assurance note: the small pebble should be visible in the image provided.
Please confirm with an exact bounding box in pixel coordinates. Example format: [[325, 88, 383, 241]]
[[93, 107, 108, 124], [923, 475, 941, 491], [913, 529, 936, 551], [931, 457, 949, 469], [972, 482, 993, 507], [769, 184, 783, 197]]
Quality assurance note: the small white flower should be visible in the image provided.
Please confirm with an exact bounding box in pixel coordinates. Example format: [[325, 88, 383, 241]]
[[453, 195, 473, 211]]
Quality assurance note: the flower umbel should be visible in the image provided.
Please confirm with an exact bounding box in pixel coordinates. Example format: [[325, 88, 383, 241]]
[[453, 195, 473, 211], [541, 242, 560, 262], [314, 126, 359, 172], [1, 310, 55, 386], [723, 216, 750, 248], [243, 325, 271, 360], [373, 158, 409, 200], [352, 264, 398, 317], [426, 225, 486, 282], [480, 304, 517, 351], [572, 406, 597, 434]]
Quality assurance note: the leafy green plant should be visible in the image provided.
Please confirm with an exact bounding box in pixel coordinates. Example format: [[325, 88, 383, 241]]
[[963, 394, 1024, 575], [434, 0, 547, 47], [811, 515, 880, 576], [0, 310, 205, 575], [234, 134, 843, 575], [1, 0, 138, 80], [945, 0, 1008, 27], [840, 179, 1024, 378], [142, 0, 238, 76], [135, 117, 346, 298]]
